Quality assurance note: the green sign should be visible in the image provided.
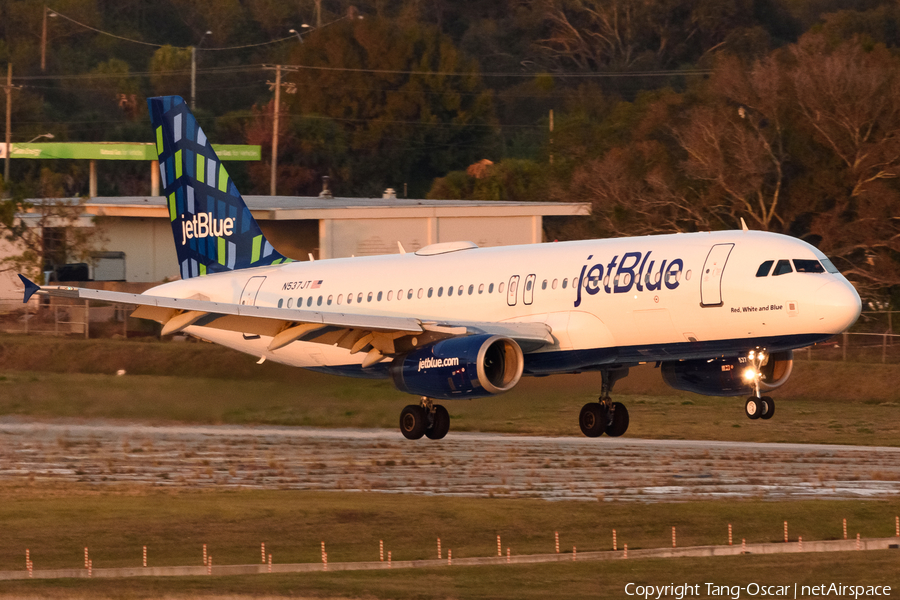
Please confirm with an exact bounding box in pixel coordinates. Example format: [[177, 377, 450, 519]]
[[1, 142, 260, 161]]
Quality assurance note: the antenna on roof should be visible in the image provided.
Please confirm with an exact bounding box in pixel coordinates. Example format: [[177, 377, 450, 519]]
[[740, 217, 749, 232], [397, 241, 407, 254]]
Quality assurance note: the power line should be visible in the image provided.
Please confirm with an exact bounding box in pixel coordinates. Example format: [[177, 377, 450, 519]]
[[47, 8, 295, 52]]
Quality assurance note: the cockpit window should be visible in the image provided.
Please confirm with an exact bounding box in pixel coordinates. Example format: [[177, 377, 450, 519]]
[[820, 258, 840, 274], [772, 259, 793, 276], [793, 259, 825, 273], [756, 260, 774, 277]]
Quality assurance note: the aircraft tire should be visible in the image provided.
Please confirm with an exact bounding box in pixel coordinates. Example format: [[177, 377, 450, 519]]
[[759, 396, 775, 420], [400, 405, 428, 440], [745, 397, 762, 420], [579, 403, 606, 437], [425, 405, 450, 440], [605, 402, 629, 437]]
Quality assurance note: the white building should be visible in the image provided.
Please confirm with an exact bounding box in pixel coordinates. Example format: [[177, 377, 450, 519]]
[[4, 195, 590, 287]]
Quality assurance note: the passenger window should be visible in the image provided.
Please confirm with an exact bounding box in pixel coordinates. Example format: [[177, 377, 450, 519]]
[[552, 279, 558, 289], [438, 286, 444, 297], [327, 295, 333, 305], [337, 294, 343, 305], [317, 296, 323, 306], [458, 285, 464, 296], [398, 289, 403, 300], [377, 291, 383, 301], [347, 293, 353, 304], [306, 297, 312, 307], [499, 282, 505, 294], [408, 289, 414, 300], [562, 278, 568, 289], [541, 280, 547, 290], [428, 287, 433, 298], [287, 298, 293, 308], [278, 298, 283, 308], [297, 297, 303, 306], [468, 284, 474, 295], [772, 259, 793, 276], [388, 290, 394, 301], [756, 260, 774, 277], [448, 286, 454, 297], [526, 280, 533, 291], [357, 293, 363, 303], [367, 292, 373, 302], [417, 288, 423, 299], [488, 283, 494, 293], [793, 259, 825, 273], [478, 283, 484, 294]]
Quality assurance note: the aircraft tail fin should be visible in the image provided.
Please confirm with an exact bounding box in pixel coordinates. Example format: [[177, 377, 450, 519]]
[[147, 95, 289, 279]]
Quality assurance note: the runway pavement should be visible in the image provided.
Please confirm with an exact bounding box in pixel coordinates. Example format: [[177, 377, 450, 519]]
[[1, 418, 899, 501]]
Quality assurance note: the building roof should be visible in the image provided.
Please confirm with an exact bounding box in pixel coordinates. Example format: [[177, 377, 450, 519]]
[[79, 195, 592, 220]]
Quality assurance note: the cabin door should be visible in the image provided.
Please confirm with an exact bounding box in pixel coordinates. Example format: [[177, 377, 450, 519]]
[[700, 244, 734, 307]]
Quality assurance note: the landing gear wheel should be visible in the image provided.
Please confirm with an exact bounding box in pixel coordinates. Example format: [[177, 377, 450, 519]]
[[400, 405, 428, 440], [759, 396, 775, 420], [605, 402, 629, 437], [425, 405, 450, 440], [579, 403, 607, 438], [745, 397, 762, 420]]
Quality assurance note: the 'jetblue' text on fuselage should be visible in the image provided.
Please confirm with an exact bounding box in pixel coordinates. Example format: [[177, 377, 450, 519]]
[[574, 251, 684, 307]]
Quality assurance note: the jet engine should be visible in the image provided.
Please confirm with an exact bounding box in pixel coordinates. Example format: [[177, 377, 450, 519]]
[[390, 334, 524, 399], [661, 350, 793, 397]]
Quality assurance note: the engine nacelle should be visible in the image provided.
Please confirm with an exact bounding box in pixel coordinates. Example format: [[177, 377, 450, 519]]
[[661, 350, 793, 397], [390, 334, 524, 399]]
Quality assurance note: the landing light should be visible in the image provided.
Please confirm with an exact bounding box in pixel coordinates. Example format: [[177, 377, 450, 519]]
[[743, 368, 757, 382]]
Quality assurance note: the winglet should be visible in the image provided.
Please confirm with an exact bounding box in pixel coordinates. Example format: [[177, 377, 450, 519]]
[[740, 217, 749, 232], [18, 274, 41, 303]]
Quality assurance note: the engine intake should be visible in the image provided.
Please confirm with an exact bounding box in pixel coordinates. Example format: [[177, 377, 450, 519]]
[[390, 334, 524, 399], [661, 350, 793, 397]]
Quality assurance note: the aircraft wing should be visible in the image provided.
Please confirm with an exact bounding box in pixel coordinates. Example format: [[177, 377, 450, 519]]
[[19, 276, 552, 362]]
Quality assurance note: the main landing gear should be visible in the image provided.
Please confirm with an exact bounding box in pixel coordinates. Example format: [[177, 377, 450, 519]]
[[579, 367, 630, 438], [400, 397, 450, 440], [743, 348, 775, 421]]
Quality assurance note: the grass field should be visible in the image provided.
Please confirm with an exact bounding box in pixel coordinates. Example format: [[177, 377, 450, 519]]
[[2, 335, 900, 444], [2, 336, 900, 598], [1, 485, 898, 599]]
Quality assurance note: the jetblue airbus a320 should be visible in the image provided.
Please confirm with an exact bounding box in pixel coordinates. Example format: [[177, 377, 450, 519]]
[[20, 96, 862, 440]]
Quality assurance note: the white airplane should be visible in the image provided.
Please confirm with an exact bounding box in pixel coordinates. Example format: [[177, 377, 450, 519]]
[[20, 96, 862, 440]]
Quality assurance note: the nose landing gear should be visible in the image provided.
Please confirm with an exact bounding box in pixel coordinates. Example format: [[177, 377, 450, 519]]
[[742, 348, 775, 421]]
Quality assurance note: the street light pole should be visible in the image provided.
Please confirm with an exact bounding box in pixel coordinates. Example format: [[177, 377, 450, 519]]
[[41, 7, 56, 72], [270, 64, 281, 196]]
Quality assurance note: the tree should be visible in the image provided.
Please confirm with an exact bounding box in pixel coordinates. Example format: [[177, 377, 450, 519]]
[[282, 18, 498, 197], [0, 169, 104, 281], [789, 35, 900, 295]]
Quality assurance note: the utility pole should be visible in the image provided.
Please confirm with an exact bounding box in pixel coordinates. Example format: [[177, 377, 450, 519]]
[[270, 64, 281, 196], [549, 109, 554, 165], [190, 47, 197, 109], [190, 31, 212, 110], [4, 63, 21, 189]]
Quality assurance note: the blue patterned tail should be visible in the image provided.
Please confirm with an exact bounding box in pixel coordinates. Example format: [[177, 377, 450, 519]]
[[148, 95, 289, 279]]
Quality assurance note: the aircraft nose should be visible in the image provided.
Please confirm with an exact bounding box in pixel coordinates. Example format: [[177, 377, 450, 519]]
[[815, 279, 861, 333]]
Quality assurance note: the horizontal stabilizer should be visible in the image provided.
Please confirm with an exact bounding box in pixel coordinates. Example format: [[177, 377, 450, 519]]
[[18, 275, 41, 303]]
